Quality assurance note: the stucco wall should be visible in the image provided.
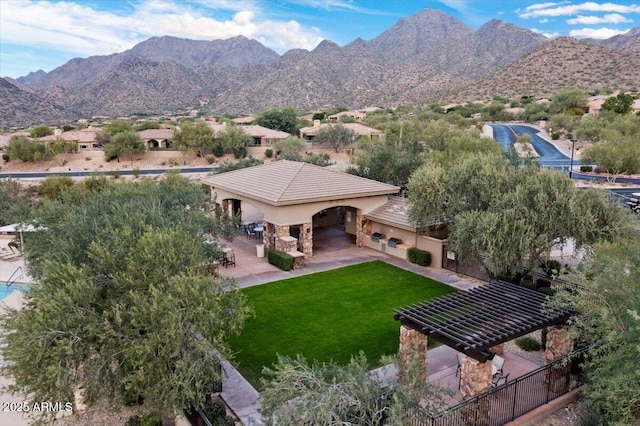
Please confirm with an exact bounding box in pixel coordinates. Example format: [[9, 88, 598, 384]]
[[416, 236, 448, 269]]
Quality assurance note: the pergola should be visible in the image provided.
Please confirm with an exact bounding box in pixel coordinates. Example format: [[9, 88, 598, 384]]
[[394, 280, 573, 362]]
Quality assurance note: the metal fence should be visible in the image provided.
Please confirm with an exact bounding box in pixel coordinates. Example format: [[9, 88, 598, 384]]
[[406, 349, 586, 426]]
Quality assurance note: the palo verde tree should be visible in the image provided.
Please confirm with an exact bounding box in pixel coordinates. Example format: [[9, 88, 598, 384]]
[[104, 130, 146, 165], [0, 174, 251, 421], [6, 136, 46, 162], [215, 125, 253, 158], [408, 153, 634, 277], [601, 93, 635, 114], [552, 237, 640, 423], [312, 123, 356, 152], [173, 120, 214, 159], [46, 137, 77, 166]]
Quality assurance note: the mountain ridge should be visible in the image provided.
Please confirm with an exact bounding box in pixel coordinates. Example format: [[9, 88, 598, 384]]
[[3, 11, 640, 128]]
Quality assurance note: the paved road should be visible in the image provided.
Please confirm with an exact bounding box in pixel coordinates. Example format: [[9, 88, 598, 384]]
[[0, 167, 217, 179], [490, 123, 573, 168]]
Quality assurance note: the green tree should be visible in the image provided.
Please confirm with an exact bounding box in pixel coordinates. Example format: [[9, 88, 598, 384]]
[[272, 136, 306, 161], [6, 136, 46, 162], [46, 137, 77, 166], [408, 154, 633, 276], [103, 119, 133, 135], [580, 113, 640, 175], [313, 124, 356, 152], [255, 107, 299, 134], [552, 237, 640, 423], [38, 176, 75, 200], [29, 125, 54, 138], [134, 121, 161, 131], [0, 175, 250, 421], [104, 130, 146, 165], [173, 120, 214, 159], [601, 93, 635, 114], [549, 88, 589, 114], [0, 179, 31, 226], [260, 353, 451, 426], [215, 125, 253, 158]]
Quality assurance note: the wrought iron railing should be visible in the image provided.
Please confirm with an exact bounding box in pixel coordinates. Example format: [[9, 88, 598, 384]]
[[406, 348, 586, 426]]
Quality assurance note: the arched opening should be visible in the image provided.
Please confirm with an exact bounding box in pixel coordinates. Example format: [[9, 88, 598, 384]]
[[310, 206, 358, 253]]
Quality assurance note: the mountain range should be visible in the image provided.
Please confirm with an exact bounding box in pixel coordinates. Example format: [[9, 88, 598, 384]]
[[2, 9, 640, 128]]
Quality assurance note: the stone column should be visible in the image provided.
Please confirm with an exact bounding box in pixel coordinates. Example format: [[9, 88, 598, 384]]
[[274, 225, 290, 251], [398, 325, 427, 386], [355, 209, 364, 247], [545, 326, 573, 393], [300, 222, 313, 257], [263, 222, 275, 250], [460, 357, 493, 400]]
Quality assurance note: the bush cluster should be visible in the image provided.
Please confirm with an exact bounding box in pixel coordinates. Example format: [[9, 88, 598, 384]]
[[267, 249, 294, 271], [407, 248, 431, 266], [515, 336, 542, 352], [126, 412, 162, 426], [201, 399, 236, 426], [580, 165, 593, 172]]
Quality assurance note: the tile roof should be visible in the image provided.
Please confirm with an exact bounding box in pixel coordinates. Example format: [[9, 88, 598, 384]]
[[40, 130, 97, 143], [138, 129, 173, 140], [364, 196, 417, 231], [203, 160, 399, 206]]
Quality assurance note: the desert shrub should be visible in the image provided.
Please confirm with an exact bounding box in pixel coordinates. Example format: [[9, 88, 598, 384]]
[[267, 249, 294, 271], [2, 153, 9, 162], [126, 412, 162, 426], [212, 145, 226, 157], [594, 166, 605, 174], [205, 155, 216, 165], [264, 148, 273, 158], [39, 176, 75, 200], [216, 157, 263, 173], [132, 167, 141, 178], [551, 132, 560, 140], [233, 146, 247, 159], [407, 248, 431, 266], [580, 165, 593, 172], [538, 286, 556, 296], [515, 336, 542, 352]]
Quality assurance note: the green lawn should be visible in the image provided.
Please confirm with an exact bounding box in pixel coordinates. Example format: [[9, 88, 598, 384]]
[[228, 260, 455, 387]]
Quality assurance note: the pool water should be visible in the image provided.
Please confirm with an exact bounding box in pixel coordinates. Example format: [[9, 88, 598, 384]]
[[0, 283, 27, 301]]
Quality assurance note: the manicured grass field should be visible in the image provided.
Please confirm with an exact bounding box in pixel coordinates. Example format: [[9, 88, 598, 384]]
[[228, 260, 455, 387]]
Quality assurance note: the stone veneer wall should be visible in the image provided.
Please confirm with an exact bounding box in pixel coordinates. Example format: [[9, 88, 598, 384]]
[[274, 225, 290, 252], [263, 222, 275, 250], [355, 209, 364, 247], [398, 325, 427, 385], [460, 357, 493, 400], [490, 343, 505, 355], [300, 222, 313, 257], [545, 326, 573, 393]]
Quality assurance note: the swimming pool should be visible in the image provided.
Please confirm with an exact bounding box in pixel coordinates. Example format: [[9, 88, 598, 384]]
[[0, 283, 27, 301]]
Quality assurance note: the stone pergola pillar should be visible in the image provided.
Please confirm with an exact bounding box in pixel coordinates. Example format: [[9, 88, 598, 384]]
[[398, 325, 427, 386], [460, 357, 493, 399], [300, 222, 313, 257], [459, 357, 492, 426], [490, 342, 505, 355], [545, 326, 573, 393], [355, 209, 364, 247]]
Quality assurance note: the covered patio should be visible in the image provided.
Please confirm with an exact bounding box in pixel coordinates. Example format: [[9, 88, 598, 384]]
[[202, 160, 399, 267]]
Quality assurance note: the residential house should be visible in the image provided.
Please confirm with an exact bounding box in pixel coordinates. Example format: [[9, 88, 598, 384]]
[[40, 129, 101, 150], [139, 128, 173, 149], [327, 107, 380, 122], [208, 122, 290, 147], [299, 120, 384, 141]]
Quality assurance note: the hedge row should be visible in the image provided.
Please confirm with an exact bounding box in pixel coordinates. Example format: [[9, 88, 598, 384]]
[[407, 248, 431, 267], [268, 249, 294, 271]]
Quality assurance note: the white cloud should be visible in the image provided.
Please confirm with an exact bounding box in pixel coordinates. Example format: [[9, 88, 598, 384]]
[[566, 13, 633, 24], [539, 18, 549, 23], [569, 26, 629, 38], [520, 2, 640, 18], [0, 0, 325, 59], [531, 27, 560, 38]]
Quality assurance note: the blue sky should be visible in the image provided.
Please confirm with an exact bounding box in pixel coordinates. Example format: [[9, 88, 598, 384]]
[[2, 0, 640, 79]]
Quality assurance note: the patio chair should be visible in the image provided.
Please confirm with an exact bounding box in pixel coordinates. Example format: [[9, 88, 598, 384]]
[[223, 249, 235, 267], [456, 353, 466, 377], [493, 355, 505, 376], [492, 372, 509, 388]]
